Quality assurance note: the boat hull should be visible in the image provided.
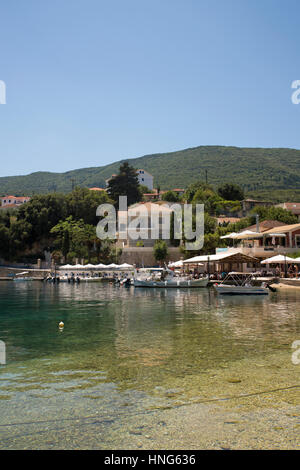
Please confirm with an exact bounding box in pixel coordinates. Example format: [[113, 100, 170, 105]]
[[134, 278, 209, 288], [214, 285, 269, 295]]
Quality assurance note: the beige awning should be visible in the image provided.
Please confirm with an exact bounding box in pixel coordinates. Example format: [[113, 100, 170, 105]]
[[261, 255, 297, 264], [184, 251, 259, 264]]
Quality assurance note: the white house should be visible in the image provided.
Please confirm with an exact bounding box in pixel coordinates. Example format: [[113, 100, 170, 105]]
[[106, 168, 154, 191], [136, 169, 153, 190]]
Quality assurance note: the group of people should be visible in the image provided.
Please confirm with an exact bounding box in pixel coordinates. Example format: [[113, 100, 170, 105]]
[[44, 272, 81, 283], [189, 271, 226, 280], [287, 264, 299, 278]]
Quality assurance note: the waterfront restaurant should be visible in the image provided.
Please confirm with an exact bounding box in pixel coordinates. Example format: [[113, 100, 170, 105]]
[[220, 223, 300, 259], [183, 251, 259, 275]]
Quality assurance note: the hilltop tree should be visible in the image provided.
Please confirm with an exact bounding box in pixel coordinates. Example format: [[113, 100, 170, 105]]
[[249, 206, 298, 225], [16, 193, 67, 240], [107, 162, 142, 207], [184, 181, 214, 203], [66, 187, 111, 225], [217, 183, 244, 201], [161, 191, 179, 202], [192, 188, 223, 216]]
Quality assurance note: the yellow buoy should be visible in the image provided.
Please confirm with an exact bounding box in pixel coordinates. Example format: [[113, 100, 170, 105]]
[[59, 321, 64, 328]]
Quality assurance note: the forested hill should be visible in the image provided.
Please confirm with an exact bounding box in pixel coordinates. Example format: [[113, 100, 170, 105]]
[[1, 145, 300, 201]]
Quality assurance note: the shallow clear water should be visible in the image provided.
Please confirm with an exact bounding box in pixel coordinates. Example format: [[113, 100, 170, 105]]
[[0, 281, 299, 449]]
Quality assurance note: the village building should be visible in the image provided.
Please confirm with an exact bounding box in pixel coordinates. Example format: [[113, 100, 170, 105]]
[[240, 198, 273, 216], [143, 191, 160, 201], [220, 221, 300, 260], [143, 188, 185, 202], [172, 188, 185, 197], [276, 202, 300, 220], [239, 219, 286, 233], [105, 169, 154, 191], [0, 195, 31, 209], [136, 169, 154, 190], [116, 201, 182, 266], [116, 201, 177, 248]]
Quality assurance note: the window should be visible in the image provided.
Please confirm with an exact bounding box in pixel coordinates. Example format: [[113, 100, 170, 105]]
[[295, 235, 300, 248]]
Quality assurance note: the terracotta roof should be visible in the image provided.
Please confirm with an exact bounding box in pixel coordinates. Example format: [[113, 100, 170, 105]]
[[240, 220, 286, 233], [263, 223, 300, 234], [2, 196, 30, 200], [282, 203, 300, 212], [144, 190, 167, 196], [89, 187, 105, 191]]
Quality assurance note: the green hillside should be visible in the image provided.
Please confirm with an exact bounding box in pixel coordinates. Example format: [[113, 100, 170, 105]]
[[1, 145, 300, 201]]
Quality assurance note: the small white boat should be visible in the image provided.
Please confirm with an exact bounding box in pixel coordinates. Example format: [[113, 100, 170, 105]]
[[214, 272, 269, 295], [13, 272, 34, 282], [133, 267, 209, 288]]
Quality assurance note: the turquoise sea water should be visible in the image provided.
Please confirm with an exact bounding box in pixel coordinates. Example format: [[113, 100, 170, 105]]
[[0, 281, 299, 449]]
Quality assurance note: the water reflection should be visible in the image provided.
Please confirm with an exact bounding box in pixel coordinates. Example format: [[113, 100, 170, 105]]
[[0, 283, 299, 373], [0, 282, 300, 448]]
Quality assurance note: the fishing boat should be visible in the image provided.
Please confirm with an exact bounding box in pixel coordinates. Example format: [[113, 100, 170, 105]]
[[133, 267, 209, 288], [214, 272, 269, 295]]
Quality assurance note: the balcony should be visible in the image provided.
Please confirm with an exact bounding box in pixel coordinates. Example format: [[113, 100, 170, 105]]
[[220, 245, 300, 258]]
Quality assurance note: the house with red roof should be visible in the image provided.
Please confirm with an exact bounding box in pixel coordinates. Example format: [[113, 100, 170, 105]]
[[276, 202, 300, 220], [1, 195, 31, 209]]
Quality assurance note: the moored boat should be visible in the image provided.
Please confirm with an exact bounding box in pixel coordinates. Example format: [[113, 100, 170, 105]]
[[13, 272, 34, 282], [214, 272, 269, 295], [133, 267, 209, 288]]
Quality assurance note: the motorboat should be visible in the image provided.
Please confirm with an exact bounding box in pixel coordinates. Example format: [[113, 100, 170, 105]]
[[133, 267, 209, 288], [13, 272, 34, 282], [214, 272, 269, 295]]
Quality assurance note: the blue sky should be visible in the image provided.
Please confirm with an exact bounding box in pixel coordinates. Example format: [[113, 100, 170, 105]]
[[0, 0, 300, 177]]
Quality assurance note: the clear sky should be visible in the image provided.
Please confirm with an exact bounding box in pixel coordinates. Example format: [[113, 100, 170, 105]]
[[1, 0, 300, 177]]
